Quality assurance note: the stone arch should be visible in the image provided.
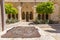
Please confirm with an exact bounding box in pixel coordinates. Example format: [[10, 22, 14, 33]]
[[30, 12, 33, 20], [22, 12, 25, 20], [26, 11, 29, 22]]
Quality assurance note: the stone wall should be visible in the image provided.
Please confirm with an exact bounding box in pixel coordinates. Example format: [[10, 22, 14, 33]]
[[50, 4, 60, 22], [5, 2, 60, 22]]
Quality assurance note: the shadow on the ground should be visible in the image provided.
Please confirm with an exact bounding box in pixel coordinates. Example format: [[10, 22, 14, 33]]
[[45, 24, 60, 33], [29, 22, 60, 33]]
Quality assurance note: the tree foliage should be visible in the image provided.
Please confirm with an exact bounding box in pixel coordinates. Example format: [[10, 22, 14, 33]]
[[36, 2, 54, 14], [5, 3, 18, 14]]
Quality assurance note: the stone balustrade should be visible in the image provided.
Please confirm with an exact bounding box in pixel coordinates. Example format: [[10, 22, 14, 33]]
[[5, 0, 48, 2]]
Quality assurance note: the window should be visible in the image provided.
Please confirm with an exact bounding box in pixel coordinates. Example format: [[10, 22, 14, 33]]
[[16, 14, 18, 19], [37, 14, 48, 20], [38, 14, 41, 20], [8, 14, 11, 19], [12, 14, 15, 19], [22, 12, 25, 20], [8, 14, 18, 19], [26, 12, 29, 19], [46, 14, 48, 20], [42, 14, 44, 20], [30, 12, 33, 20]]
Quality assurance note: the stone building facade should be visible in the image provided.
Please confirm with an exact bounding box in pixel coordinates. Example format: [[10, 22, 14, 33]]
[[0, 0, 60, 25], [0, 0, 60, 31], [4, 0, 60, 22], [0, 0, 60, 22]]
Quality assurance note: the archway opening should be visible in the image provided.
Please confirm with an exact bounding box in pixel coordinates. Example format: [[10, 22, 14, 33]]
[[30, 12, 33, 20], [22, 12, 25, 20]]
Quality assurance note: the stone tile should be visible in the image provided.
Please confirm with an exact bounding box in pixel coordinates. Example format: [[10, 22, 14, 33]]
[[0, 25, 55, 40]]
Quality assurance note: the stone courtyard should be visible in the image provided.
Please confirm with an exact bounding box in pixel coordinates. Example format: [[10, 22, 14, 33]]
[[0, 0, 60, 40], [0, 25, 55, 40], [1, 27, 40, 38], [0, 22, 58, 40]]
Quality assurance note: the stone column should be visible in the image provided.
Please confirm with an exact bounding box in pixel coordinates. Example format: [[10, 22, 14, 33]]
[[0, 3, 2, 31], [1, 0, 6, 31], [17, 5, 22, 22], [58, 4, 60, 23], [33, 6, 37, 21]]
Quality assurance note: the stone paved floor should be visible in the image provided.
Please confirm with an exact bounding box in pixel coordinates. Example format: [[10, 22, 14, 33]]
[[41, 25, 60, 40], [4, 22, 60, 40], [0, 22, 56, 40], [0, 27, 55, 40], [1, 22, 60, 40], [2, 27, 40, 38]]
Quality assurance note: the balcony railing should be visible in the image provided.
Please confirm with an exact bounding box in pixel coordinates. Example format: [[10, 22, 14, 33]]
[[5, 0, 19, 2], [5, 0, 49, 2]]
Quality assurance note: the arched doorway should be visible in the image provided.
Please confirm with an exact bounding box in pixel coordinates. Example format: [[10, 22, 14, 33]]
[[37, 14, 49, 20], [30, 12, 33, 20], [26, 12, 29, 22], [22, 12, 25, 20], [21, 2, 34, 22], [21, 11, 33, 22]]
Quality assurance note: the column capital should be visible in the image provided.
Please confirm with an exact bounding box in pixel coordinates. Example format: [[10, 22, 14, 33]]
[[32, 6, 36, 8], [34, 6, 37, 8], [18, 5, 22, 21], [17, 5, 22, 9]]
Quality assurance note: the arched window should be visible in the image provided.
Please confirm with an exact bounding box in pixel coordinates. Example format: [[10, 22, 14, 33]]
[[42, 14, 44, 20], [46, 14, 48, 20], [30, 12, 33, 20], [22, 12, 25, 20], [8, 14, 11, 19], [42, 14, 48, 20], [26, 12, 29, 22], [38, 14, 41, 20], [26, 12, 29, 19], [16, 14, 18, 19], [12, 14, 15, 19]]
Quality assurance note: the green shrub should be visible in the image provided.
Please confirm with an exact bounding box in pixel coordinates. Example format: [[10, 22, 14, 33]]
[[5, 3, 18, 14], [49, 20, 59, 24], [6, 19, 19, 24], [36, 2, 54, 14], [33, 19, 59, 24]]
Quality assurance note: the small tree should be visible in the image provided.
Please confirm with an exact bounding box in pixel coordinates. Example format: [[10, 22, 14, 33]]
[[5, 3, 18, 19], [36, 2, 54, 20], [5, 3, 13, 14]]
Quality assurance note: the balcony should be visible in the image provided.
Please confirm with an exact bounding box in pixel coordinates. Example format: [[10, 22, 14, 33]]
[[5, 0, 19, 2], [5, 0, 49, 2]]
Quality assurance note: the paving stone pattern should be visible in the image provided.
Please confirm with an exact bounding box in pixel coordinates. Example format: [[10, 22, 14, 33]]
[[1, 27, 40, 38]]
